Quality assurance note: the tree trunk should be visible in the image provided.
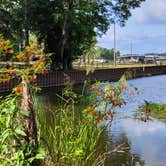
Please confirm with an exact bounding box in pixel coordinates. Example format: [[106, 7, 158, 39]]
[[25, 29, 29, 46], [21, 75, 38, 144]]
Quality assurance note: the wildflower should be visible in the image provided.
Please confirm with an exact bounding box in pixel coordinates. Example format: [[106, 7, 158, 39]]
[[33, 61, 39, 67], [29, 75, 37, 83], [39, 68, 47, 74], [92, 85, 99, 91], [7, 69, 14, 74], [17, 53, 25, 61], [39, 57, 45, 62], [121, 82, 127, 90], [34, 50, 42, 55], [0, 40, 6, 46], [28, 51, 33, 57], [9, 50, 14, 54], [25, 46, 30, 51], [107, 110, 114, 117], [112, 100, 120, 107], [13, 86, 23, 94], [96, 116, 104, 123], [96, 119, 101, 124], [89, 110, 98, 116]]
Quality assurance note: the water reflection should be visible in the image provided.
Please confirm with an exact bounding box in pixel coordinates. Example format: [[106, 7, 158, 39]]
[[108, 75, 166, 166], [109, 118, 166, 166], [104, 131, 145, 166], [39, 75, 166, 166]]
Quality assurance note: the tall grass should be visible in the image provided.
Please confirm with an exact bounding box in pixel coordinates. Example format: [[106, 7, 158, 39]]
[[34, 89, 105, 165]]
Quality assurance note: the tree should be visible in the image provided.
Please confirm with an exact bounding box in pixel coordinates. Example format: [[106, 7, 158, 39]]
[[29, 0, 145, 70], [0, 0, 145, 70], [97, 47, 120, 61], [0, 0, 31, 50]]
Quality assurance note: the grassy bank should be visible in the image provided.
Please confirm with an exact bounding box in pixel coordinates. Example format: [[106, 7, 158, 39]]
[[73, 63, 157, 70], [140, 102, 166, 122]]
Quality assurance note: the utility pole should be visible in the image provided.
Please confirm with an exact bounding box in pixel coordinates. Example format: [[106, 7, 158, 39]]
[[113, 22, 116, 67], [130, 43, 133, 57]]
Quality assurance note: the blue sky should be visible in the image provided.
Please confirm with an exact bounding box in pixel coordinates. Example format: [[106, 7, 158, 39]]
[[97, 0, 166, 55]]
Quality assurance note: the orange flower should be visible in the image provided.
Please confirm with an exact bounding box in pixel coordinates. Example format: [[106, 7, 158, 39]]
[[34, 50, 42, 55], [121, 82, 127, 90], [96, 119, 101, 124], [7, 69, 14, 74], [13, 86, 23, 94], [25, 46, 30, 51], [39, 68, 47, 74], [96, 117, 104, 123], [0, 40, 6, 46], [92, 85, 99, 91], [9, 50, 14, 54], [17, 53, 25, 61], [107, 110, 114, 117], [33, 60, 40, 67], [28, 51, 33, 57], [112, 100, 120, 106], [29, 75, 37, 82], [39, 57, 45, 62]]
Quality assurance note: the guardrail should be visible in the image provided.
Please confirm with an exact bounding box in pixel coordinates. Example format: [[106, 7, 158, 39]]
[[0, 65, 166, 93]]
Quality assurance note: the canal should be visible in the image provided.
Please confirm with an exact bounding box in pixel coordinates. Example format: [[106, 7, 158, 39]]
[[39, 75, 166, 166]]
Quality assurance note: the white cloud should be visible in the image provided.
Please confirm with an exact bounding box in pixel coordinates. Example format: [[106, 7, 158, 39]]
[[97, 0, 166, 54], [133, 0, 166, 24]]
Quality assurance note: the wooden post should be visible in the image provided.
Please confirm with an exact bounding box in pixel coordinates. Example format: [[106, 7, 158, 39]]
[[21, 75, 38, 144]]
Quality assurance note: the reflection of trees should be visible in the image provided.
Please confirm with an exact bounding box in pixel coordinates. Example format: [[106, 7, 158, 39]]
[[102, 131, 146, 166]]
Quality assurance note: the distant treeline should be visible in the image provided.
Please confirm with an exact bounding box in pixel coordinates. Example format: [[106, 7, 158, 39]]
[[96, 47, 120, 60]]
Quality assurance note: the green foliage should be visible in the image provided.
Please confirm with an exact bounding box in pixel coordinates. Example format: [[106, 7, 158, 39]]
[[34, 78, 130, 165], [0, 95, 45, 166], [35, 89, 104, 165], [0, 0, 145, 69], [140, 101, 166, 121], [0, 36, 49, 165], [97, 47, 120, 60]]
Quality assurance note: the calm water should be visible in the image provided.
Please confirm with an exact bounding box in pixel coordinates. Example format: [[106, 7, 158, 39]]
[[39, 75, 166, 166]]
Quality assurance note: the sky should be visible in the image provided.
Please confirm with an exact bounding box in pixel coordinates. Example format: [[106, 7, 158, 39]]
[[97, 0, 166, 55]]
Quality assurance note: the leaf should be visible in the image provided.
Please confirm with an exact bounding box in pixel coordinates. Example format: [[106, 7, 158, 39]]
[[28, 148, 45, 163], [20, 110, 29, 117], [15, 126, 27, 136]]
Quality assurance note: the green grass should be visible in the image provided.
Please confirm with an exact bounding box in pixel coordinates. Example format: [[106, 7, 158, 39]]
[[73, 63, 158, 70], [140, 102, 166, 122], [34, 90, 106, 166]]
